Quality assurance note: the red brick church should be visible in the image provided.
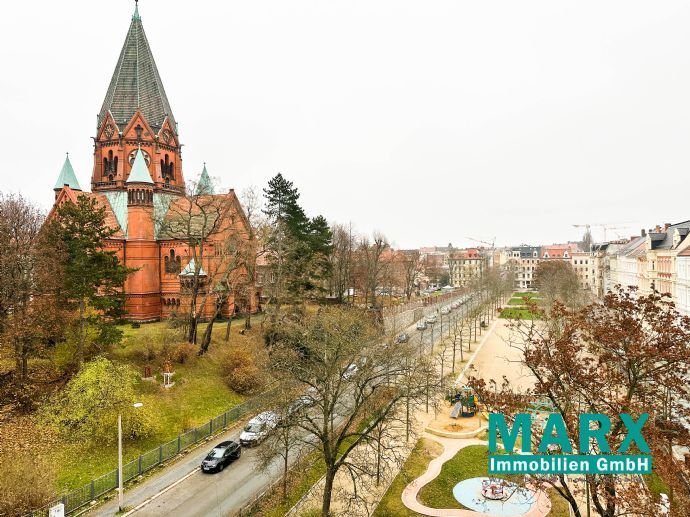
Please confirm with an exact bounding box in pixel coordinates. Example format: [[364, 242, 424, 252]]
[[51, 3, 256, 322]]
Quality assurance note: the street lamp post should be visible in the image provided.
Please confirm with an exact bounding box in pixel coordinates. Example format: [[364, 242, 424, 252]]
[[119, 402, 144, 512]]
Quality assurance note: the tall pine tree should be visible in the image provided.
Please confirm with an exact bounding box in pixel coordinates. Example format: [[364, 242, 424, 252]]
[[262, 174, 332, 310]]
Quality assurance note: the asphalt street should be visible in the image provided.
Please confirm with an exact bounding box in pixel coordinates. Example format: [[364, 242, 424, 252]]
[[91, 295, 471, 516]]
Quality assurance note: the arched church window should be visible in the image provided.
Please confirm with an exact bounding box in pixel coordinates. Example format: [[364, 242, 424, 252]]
[[165, 249, 181, 274]]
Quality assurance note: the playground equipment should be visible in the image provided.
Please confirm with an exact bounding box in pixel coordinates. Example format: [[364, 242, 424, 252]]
[[481, 478, 508, 500], [447, 385, 477, 418]]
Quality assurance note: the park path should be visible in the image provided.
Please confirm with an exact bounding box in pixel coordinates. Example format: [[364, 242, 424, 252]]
[[400, 433, 552, 517]]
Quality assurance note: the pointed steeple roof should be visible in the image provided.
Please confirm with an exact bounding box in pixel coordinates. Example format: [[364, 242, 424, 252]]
[[54, 153, 81, 190], [99, 2, 176, 132], [196, 163, 215, 195], [127, 149, 154, 184]]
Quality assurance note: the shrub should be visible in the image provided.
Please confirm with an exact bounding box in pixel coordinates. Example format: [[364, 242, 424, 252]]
[[171, 342, 197, 364], [221, 349, 263, 394], [40, 357, 156, 445]]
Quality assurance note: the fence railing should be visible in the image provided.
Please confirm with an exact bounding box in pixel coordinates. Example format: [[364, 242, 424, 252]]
[[27, 385, 279, 517]]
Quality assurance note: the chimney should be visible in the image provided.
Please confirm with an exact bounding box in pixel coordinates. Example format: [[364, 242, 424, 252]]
[[641, 229, 646, 237], [665, 223, 672, 231]]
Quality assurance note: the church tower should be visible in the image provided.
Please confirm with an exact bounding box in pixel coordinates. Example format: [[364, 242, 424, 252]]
[[92, 2, 185, 195]]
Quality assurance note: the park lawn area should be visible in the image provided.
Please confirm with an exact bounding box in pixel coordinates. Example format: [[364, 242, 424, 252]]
[[513, 291, 539, 298], [418, 445, 525, 510], [374, 438, 443, 517], [48, 315, 267, 490], [499, 307, 540, 320], [418, 444, 490, 509]]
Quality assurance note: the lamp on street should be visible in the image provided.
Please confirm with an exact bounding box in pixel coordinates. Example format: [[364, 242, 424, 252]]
[[119, 402, 144, 512]]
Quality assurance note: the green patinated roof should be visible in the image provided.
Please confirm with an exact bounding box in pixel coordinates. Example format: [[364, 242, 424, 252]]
[[54, 154, 81, 190], [103, 191, 128, 237], [99, 3, 176, 131], [127, 149, 154, 184], [196, 163, 215, 195], [180, 258, 207, 277]]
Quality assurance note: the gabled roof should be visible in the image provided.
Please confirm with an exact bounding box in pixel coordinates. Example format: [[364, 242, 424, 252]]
[[648, 221, 690, 250], [50, 188, 124, 239], [180, 258, 207, 277], [54, 154, 81, 191], [98, 4, 176, 132], [126, 149, 154, 184]]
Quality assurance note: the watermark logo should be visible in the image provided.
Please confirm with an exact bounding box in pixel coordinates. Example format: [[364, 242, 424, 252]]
[[488, 413, 652, 474]]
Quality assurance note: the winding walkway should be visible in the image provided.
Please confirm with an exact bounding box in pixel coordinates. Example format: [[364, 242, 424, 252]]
[[400, 433, 552, 517]]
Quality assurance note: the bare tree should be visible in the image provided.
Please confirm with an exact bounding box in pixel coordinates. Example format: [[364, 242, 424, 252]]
[[400, 250, 422, 301], [328, 223, 354, 302], [254, 387, 306, 501], [358, 232, 389, 308], [266, 306, 437, 517], [158, 183, 240, 346]]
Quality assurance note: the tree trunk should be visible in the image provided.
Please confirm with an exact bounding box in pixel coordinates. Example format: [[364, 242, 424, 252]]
[[78, 298, 85, 368], [321, 469, 337, 517], [283, 449, 289, 500], [200, 302, 224, 354], [224, 315, 233, 342]]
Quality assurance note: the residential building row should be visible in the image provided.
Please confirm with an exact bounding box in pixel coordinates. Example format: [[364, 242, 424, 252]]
[[591, 221, 690, 316]]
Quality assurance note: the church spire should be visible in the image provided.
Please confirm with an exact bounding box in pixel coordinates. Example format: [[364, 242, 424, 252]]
[[99, 1, 175, 132], [54, 153, 81, 191], [196, 163, 215, 195]]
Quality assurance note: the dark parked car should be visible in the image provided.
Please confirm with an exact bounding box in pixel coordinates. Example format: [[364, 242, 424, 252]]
[[200, 440, 241, 472]]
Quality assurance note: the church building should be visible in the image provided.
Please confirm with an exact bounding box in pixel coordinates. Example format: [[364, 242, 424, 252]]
[[51, 3, 256, 322]]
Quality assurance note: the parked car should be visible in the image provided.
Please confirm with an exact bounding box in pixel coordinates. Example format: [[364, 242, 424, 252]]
[[395, 333, 410, 344], [289, 393, 316, 415], [451, 301, 460, 309], [343, 363, 358, 380], [416, 320, 428, 330], [200, 440, 241, 472], [441, 306, 451, 314], [425, 314, 437, 324], [239, 411, 278, 446]]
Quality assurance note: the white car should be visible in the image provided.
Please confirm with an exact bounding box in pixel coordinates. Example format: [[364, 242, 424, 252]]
[[425, 314, 437, 324], [416, 320, 428, 330], [239, 411, 278, 446], [441, 306, 451, 314], [343, 364, 358, 380]]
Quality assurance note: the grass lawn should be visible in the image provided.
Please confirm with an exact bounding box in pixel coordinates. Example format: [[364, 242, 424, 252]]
[[417, 444, 490, 509], [416, 444, 573, 514], [513, 291, 539, 298], [499, 307, 540, 320], [46, 315, 267, 490], [374, 438, 443, 517], [645, 471, 670, 502]]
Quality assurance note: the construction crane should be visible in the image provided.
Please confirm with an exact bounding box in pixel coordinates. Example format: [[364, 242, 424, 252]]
[[466, 236, 495, 249], [466, 237, 496, 270], [572, 223, 630, 243]]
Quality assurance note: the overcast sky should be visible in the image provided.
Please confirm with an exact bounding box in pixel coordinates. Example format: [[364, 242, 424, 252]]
[[2, 1, 690, 248]]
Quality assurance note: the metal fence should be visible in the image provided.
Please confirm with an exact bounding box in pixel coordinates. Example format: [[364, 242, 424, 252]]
[[27, 386, 279, 517]]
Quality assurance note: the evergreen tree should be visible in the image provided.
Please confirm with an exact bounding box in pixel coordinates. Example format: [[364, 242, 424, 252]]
[[262, 175, 333, 310], [43, 196, 133, 368]]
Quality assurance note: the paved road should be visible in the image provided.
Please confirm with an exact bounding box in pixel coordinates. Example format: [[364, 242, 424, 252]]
[[91, 295, 469, 517]]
